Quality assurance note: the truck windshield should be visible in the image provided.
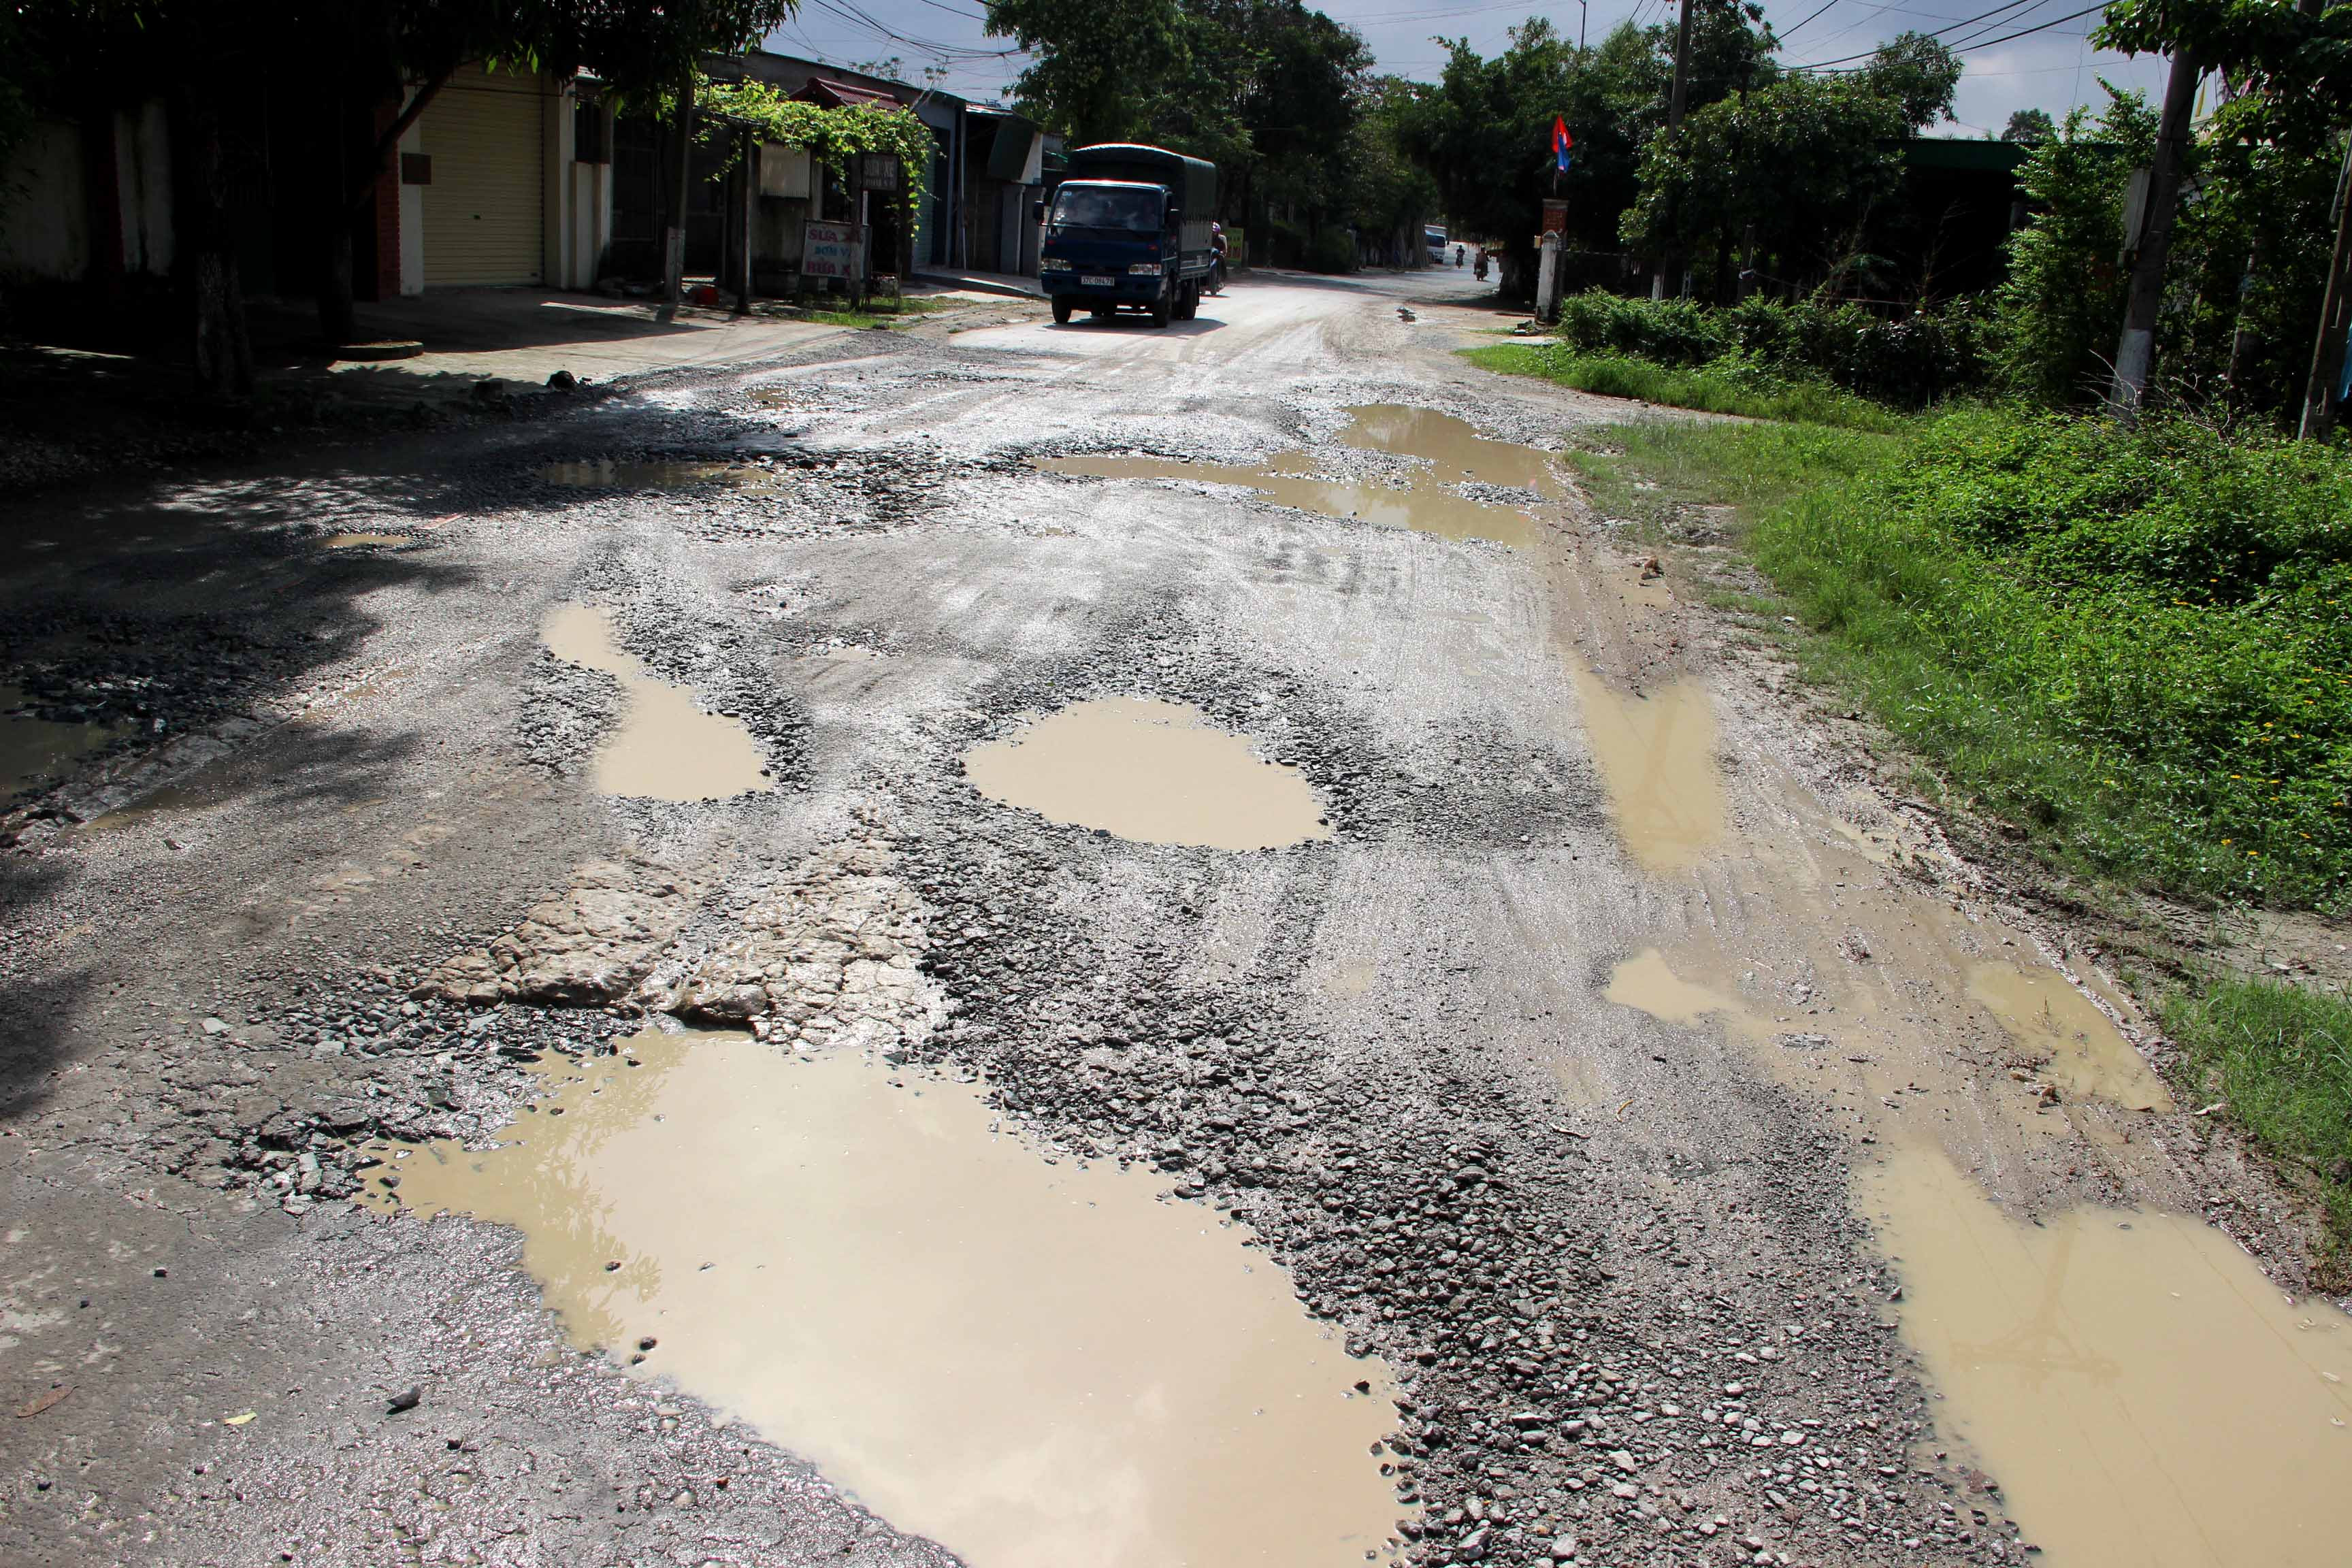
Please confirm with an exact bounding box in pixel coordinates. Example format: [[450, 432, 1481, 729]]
[[1049, 186, 1162, 232]]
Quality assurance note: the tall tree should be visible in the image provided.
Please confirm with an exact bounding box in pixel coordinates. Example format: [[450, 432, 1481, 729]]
[[1992, 91, 2157, 404], [988, 0, 1371, 261], [985, 0, 1188, 144], [2003, 107, 2057, 143], [2095, 0, 2352, 427]]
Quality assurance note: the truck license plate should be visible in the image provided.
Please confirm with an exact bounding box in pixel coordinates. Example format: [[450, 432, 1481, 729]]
[[1081, 275, 1115, 288]]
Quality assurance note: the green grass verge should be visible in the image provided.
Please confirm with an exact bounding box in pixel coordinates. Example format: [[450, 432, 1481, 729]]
[[762, 297, 960, 330], [1464, 342, 1908, 432], [2161, 977, 2352, 1261], [1561, 418, 1904, 537]]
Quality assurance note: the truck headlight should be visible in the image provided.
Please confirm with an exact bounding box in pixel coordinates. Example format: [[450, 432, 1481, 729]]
[[1128, 262, 1162, 276], [1039, 257, 1072, 270]]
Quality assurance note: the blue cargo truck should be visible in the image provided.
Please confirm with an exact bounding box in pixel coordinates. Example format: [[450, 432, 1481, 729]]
[[1036, 144, 1218, 327]]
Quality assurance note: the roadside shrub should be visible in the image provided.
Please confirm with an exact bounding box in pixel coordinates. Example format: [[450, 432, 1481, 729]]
[[1551, 289, 1991, 408], [1991, 92, 2153, 406], [1554, 290, 1728, 367], [1754, 408, 2352, 909], [1306, 227, 1358, 275]]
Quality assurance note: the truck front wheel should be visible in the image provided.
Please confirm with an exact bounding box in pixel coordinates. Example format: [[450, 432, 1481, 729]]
[[1149, 284, 1172, 328], [1051, 296, 1073, 324]]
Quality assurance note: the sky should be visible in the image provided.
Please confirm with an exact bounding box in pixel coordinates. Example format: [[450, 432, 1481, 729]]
[[764, 0, 2176, 140]]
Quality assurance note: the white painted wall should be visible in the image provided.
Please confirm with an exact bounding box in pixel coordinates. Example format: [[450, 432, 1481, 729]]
[[116, 101, 174, 275]]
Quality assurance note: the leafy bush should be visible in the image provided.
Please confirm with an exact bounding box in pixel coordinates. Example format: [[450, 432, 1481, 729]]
[[1991, 92, 2153, 405], [1306, 227, 1359, 275], [1754, 408, 2352, 909], [1551, 289, 1991, 407]]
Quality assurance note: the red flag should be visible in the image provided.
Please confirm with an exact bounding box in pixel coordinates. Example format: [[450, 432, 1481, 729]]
[[1552, 115, 1575, 172]]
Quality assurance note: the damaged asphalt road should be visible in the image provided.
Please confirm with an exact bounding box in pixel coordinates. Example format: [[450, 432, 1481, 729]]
[[5, 271, 2348, 1568]]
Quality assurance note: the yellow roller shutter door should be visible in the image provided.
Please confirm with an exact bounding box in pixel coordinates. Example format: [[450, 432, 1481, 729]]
[[421, 71, 544, 286]]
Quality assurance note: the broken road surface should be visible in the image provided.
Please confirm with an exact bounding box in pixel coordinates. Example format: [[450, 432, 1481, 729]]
[[5, 271, 2349, 1568]]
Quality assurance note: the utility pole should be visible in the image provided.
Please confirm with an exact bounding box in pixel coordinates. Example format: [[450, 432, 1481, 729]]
[[2109, 46, 2199, 414], [2298, 132, 2352, 440], [1653, 0, 1695, 301], [658, 61, 695, 323]]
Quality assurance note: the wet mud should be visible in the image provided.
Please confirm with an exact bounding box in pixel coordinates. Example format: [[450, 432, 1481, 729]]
[[1041, 404, 1564, 550], [1863, 1142, 2352, 1567], [317, 532, 413, 549], [2, 682, 123, 798], [1565, 660, 1725, 875], [540, 459, 774, 491], [366, 1028, 1404, 1568], [540, 602, 770, 802], [1968, 962, 2174, 1113], [1604, 948, 1746, 1030], [961, 696, 1330, 851]]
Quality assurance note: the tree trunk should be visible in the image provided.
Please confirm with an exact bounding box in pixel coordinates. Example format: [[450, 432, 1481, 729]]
[[318, 91, 358, 346], [2223, 231, 2264, 395], [2109, 47, 2200, 415], [169, 82, 252, 400], [658, 66, 694, 322], [320, 71, 450, 347], [2298, 133, 2352, 440]]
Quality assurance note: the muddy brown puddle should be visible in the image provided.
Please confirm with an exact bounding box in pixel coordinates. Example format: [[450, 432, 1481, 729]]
[[540, 459, 779, 491], [962, 696, 1330, 851], [540, 603, 768, 802], [1567, 660, 1725, 875], [2, 683, 123, 799], [1865, 1143, 2352, 1567], [1041, 405, 1562, 549], [365, 1028, 1403, 1568], [1968, 961, 2173, 1112]]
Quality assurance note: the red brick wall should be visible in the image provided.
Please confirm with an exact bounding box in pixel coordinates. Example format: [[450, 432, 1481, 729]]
[[362, 99, 402, 301]]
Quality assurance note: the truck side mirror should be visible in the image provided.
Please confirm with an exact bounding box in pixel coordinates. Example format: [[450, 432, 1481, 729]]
[[1166, 206, 1181, 228], [1032, 199, 1045, 223]]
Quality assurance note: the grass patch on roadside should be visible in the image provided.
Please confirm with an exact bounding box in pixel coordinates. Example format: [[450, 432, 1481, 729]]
[[1754, 410, 2352, 912], [1465, 342, 1908, 431], [762, 296, 960, 331], [2161, 977, 2352, 1260], [1563, 417, 1904, 536]]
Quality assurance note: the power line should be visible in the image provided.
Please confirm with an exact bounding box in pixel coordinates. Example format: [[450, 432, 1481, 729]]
[[1786, 0, 2104, 69], [1779, 0, 1844, 40]]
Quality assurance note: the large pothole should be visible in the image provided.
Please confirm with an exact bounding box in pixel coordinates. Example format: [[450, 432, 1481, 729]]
[[367, 1025, 1407, 1568], [961, 696, 1332, 851]]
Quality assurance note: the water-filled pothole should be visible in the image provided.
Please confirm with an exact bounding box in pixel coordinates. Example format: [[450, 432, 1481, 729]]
[[961, 696, 1330, 851], [318, 532, 413, 549], [1567, 659, 1724, 875], [1605, 947, 1742, 1029], [1967, 962, 2172, 1111], [365, 1028, 1404, 1567], [540, 603, 769, 802], [1040, 406, 1562, 549], [1, 683, 123, 798], [540, 459, 779, 491], [1863, 1143, 2352, 1567]]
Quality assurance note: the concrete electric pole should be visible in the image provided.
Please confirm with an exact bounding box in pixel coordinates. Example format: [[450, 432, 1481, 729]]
[[1653, 0, 1696, 301]]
